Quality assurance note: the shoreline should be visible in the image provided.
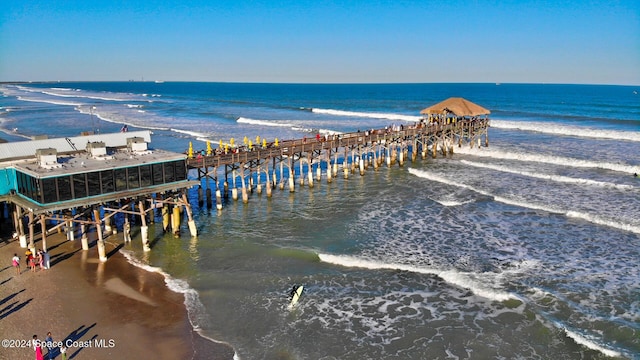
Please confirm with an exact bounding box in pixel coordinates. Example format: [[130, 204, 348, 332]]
[[0, 229, 235, 360]]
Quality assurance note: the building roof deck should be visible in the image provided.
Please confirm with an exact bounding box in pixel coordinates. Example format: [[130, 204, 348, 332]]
[[14, 147, 186, 178], [0, 130, 187, 178]]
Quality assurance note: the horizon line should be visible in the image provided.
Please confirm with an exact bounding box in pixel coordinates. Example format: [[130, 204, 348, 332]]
[[1, 80, 638, 87]]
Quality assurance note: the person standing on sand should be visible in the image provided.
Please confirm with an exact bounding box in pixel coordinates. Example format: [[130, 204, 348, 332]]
[[45, 332, 54, 360], [33, 334, 44, 360], [28, 251, 36, 272], [12, 253, 20, 275], [37, 250, 44, 271]]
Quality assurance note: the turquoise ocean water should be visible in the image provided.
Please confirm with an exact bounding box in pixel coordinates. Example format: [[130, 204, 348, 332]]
[[1, 82, 639, 359]]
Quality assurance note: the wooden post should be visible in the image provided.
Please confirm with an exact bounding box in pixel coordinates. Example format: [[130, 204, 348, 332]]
[[139, 200, 150, 251], [182, 194, 197, 237], [28, 211, 34, 249], [104, 214, 112, 234], [80, 223, 89, 250], [288, 157, 295, 192], [215, 183, 223, 210], [265, 168, 272, 197], [66, 218, 75, 241], [231, 169, 238, 201], [256, 165, 263, 195], [171, 205, 181, 237], [40, 214, 47, 252], [298, 156, 305, 186], [201, 186, 209, 208], [326, 152, 333, 183], [93, 208, 107, 262], [315, 158, 321, 182], [307, 155, 314, 188], [241, 166, 249, 204], [124, 216, 131, 242], [162, 204, 170, 232], [15, 206, 28, 249], [485, 125, 489, 147]]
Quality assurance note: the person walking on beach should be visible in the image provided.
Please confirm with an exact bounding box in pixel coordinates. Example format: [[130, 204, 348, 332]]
[[12, 253, 20, 275], [45, 332, 54, 360], [33, 334, 44, 360]]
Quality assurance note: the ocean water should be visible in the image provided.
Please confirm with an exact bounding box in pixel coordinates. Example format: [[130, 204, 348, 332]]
[[1, 82, 639, 359]]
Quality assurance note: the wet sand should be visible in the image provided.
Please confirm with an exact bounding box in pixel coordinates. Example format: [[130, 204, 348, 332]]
[[0, 231, 235, 359]]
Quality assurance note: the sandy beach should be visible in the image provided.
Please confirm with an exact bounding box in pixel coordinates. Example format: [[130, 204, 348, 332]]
[[0, 228, 235, 360]]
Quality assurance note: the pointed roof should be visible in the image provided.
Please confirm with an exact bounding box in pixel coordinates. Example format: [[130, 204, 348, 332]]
[[420, 97, 490, 117]]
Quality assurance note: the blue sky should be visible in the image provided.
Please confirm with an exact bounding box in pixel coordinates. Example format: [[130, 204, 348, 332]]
[[1, 0, 638, 84]]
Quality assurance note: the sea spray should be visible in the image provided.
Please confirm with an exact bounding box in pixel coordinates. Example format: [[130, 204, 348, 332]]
[[317, 253, 519, 303], [408, 168, 640, 235], [491, 120, 640, 142]]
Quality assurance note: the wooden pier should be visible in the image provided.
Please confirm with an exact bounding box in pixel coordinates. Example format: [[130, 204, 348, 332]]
[[187, 118, 489, 209], [0, 97, 490, 263]]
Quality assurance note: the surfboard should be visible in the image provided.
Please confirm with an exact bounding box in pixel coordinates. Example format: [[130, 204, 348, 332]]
[[288, 285, 304, 309]]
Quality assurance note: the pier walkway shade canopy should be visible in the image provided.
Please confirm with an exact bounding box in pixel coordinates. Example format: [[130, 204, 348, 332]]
[[420, 97, 490, 117]]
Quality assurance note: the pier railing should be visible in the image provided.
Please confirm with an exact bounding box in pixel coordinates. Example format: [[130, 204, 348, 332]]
[[186, 118, 489, 169]]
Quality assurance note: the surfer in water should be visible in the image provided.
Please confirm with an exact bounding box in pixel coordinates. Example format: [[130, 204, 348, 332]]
[[634, 173, 638, 178], [289, 285, 298, 300]]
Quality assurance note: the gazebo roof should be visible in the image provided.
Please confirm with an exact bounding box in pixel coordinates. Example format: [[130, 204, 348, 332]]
[[420, 97, 490, 117]]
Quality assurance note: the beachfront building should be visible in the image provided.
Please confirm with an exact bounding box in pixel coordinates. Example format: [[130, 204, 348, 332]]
[[0, 131, 197, 261]]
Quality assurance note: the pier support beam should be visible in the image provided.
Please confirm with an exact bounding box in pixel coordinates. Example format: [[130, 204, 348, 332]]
[[80, 223, 89, 250], [122, 215, 132, 243], [93, 208, 107, 262], [215, 184, 223, 210], [139, 201, 150, 252], [104, 215, 112, 234], [171, 205, 181, 237], [307, 156, 314, 188], [288, 157, 295, 192], [162, 204, 170, 232], [182, 194, 197, 237], [40, 214, 47, 252], [265, 169, 273, 197], [28, 212, 35, 249]]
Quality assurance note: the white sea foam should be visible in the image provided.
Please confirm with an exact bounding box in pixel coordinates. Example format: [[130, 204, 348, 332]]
[[237, 117, 292, 127], [170, 128, 211, 140], [75, 106, 170, 131], [237, 117, 343, 136], [40, 89, 137, 102], [312, 108, 421, 122], [0, 127, 31, 139], [433, 200, 470, 207], [408, 168, 640, 235], [492, 120, 640, 142], [431, 198, 474, 207], [16, 95, 82, 107], [459, 160, 636, 190], [454, 146, 640, 174], [119, 250, 238, 355], [555, 322, 621, 358], [318, 253, 518, 302]]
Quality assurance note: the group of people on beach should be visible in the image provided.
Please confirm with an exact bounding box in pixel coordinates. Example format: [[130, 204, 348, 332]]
[[33, 332, 66, 360], [11, 248, 50, 275]]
